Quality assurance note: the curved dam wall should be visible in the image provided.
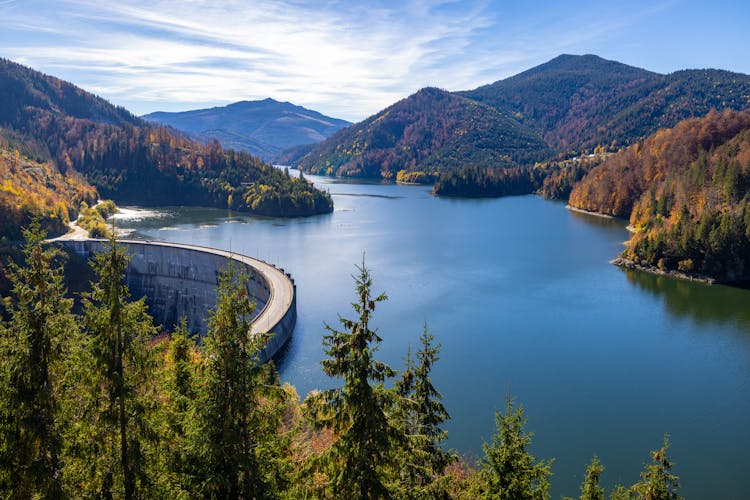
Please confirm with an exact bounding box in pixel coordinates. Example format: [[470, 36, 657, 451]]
[[59, 239, 296, 363]]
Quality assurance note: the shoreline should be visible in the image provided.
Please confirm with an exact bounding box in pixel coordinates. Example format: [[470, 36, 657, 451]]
[[611, 257, 717, 285], [565, 204, 616, 219]]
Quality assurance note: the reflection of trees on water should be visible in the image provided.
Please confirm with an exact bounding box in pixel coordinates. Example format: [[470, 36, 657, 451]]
[[567, 208, 627, 229], [622, 268, 750, 331]]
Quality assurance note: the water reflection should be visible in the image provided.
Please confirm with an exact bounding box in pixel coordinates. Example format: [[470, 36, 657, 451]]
[[622, 267, 750, 331], [567, 206, 626, 229]]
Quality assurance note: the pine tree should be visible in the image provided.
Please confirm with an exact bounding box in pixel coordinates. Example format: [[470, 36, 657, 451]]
[[579, 456, 605, 500], [155, 318, 198, 497], [81, 234, 157, 499], [188, 263, 287, 498], [0, 221, 77, 497], [630, 436, 681, 500], [471, 396, 553, 500], [394, 324, 454, 497], [307, 260, 401, 499]]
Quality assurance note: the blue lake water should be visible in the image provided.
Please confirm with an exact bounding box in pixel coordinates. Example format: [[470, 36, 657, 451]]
[[114, 175, 750, 498]]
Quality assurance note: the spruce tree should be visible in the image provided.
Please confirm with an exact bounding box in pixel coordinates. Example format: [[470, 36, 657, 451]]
[[188, 263, 286, 498], [630, 436, 681, 500], [471, 396, 553, 500], [0, 222, 77, 498], [579, 456, 605, 500], [81, 234, 157, 499], [394, 324, 454, 497], [307, 260, 401, 499], [155, 318, 198, 496]]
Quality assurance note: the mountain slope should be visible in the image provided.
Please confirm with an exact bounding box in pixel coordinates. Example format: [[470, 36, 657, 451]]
[[0, 58, 332, 237], [286, 87, 552, 179], [0, 145, 96, 239], [281, 55, 750, 181], [460, 54, 750, 153], [143, 99, 350, 161], [569, 108, 750, 282]]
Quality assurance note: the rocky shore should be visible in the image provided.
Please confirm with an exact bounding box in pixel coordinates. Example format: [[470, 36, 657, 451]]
[[611, 257, 717, 285]]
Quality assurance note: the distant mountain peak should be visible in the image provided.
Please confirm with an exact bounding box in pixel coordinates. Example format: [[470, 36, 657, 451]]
[[506, 53, 656, 81], [142, 99, 350, 161]]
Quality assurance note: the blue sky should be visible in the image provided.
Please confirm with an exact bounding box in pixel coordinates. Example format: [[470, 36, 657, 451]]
[[1, 0, 748, 122]]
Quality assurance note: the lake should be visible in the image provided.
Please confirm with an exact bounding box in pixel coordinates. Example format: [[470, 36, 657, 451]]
[[114, 174, 750, 498]]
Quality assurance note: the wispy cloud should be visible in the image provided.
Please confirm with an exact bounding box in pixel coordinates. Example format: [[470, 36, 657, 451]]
[[1, 0, 502, 120], [0, 0, 746, 121]]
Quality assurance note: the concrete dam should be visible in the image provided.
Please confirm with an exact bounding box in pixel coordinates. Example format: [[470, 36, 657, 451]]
[[59, 239, 296, 363]]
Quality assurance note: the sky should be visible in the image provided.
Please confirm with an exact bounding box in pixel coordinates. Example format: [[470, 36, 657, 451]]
[[1, 0, 749, 122]]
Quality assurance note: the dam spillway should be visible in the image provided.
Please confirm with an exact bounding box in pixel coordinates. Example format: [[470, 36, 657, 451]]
[[59, 239, 296, 363]]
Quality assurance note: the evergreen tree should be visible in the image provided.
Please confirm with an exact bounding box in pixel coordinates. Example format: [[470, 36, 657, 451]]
[[579, 456, 605, 500], [630, 436, 681, 500], [470, 396, 553, 500], [394, 324, 454, 498], [154, 318, 198, 497], [81, 234, 157, 499], [0, 222, 77, 498], [188, 263, 287, 498], [307, 260, 401, 499]]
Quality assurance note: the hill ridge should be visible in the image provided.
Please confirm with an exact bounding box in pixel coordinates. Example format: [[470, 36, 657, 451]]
[[143, 98, 350, 161]]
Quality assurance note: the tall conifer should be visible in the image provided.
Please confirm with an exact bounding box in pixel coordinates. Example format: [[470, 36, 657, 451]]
[[308, 260, 401, 499], [394, 324, 454, 497], [188, 263, 286, 498], [0, 222, 76, 497], [471, 396, 553, 500], [82, 234, 157, 499]]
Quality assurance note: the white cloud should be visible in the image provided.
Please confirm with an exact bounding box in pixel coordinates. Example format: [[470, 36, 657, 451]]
[[1, 0, 745, 121], [1, 0, 507, 120]]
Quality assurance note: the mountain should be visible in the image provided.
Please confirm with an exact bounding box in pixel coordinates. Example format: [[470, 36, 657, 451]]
[[460, 54, 750, 153], [569, 108, 750, 282], [284, 87, 552, 180], [142, 99, 350, 162], [0, 58, 332, 237], [280, 55, 750, 181]]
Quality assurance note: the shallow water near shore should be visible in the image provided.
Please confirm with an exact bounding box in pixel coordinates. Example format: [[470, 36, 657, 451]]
[[114, 174, 750, 498]]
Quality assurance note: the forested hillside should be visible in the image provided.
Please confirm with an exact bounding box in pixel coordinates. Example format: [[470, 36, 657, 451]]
[[461, 54, 750, 154], [0, 145, 96, 240], [283, 87, 551, 180], [569, 109, 750, 282], [0, 58, 332, 238], [281, 55, 750, 183]]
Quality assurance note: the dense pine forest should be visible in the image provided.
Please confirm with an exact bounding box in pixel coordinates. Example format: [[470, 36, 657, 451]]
[[0, 58, 332, 241], [432, 155, 604, 198], [0, 225, 684, 499]]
